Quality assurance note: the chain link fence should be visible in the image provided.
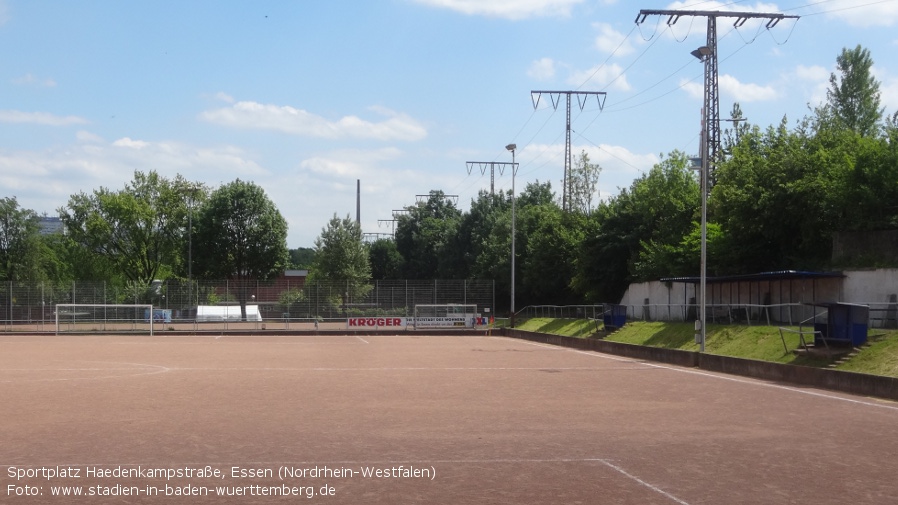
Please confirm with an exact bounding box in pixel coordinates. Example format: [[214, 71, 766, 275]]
[[0, 279, 495, 332]]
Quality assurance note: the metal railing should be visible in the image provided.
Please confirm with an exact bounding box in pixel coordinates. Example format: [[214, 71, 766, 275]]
[[515, 302, 897, 329]]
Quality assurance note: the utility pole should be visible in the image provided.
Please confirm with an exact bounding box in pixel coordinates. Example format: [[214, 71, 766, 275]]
[[466, 161, 518, 195], [636, 8, 798, 352], [530, 90, 606, 212]]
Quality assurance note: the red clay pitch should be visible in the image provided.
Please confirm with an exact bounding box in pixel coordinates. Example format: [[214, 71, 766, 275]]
[[2, 333, 897, 504]]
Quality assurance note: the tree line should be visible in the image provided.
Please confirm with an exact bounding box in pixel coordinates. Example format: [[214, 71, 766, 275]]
[[2, 46, 896, 313]]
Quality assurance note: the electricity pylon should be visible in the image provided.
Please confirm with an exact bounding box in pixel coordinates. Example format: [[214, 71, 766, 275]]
[[530, 90, 607, 212], [635, 9, 799, 182], [466, 161, 518, 195]]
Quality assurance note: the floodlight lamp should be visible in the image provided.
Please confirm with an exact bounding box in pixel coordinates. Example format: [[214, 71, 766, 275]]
[[505, 143, 516, 152], [691, 46, 712, 60]]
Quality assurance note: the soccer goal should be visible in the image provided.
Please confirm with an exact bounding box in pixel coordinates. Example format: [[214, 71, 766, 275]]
[[413, 304, 482, 329], [55, 304, 156, 335]]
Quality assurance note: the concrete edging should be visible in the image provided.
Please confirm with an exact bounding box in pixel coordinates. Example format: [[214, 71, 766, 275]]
[[502, 328, 898, 402]]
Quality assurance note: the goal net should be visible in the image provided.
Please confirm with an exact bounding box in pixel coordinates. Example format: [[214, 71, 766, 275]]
[[413, 304, 483, 329], [55, 304, 156, 335]]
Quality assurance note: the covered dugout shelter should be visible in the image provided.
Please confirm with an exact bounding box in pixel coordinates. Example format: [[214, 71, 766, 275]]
[[811, 302, 870, 348], [659, 270, 846, 325]]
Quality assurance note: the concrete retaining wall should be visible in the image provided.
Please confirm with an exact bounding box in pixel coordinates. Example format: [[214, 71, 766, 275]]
[[502, 329, 898, 401], [505, 329, 699, 368]]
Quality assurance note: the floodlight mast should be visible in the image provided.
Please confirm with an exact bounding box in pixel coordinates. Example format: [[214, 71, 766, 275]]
[[505, 143, 518, 327]]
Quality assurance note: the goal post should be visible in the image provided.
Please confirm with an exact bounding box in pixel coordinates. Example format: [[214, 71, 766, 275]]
[[413, 304, 486, 329], [55, 304, 156, 335]]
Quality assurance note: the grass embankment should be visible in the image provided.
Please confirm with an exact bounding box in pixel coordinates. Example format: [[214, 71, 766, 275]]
[[512, 318, 898, 378]]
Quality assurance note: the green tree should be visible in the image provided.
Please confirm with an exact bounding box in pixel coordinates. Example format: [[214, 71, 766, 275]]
[[520, 204, 584, 304], [192, 179, 289, 320], [59, 171, 199, 286], [713, 116, 847, 271], [367, 238, 403, 280], [394, 190, 463, 279], [517, 180, 556, 207], [825, 45, 883, 137], [722, 102, 751, 156], [288, 247, 316, 269], [310, 214, 372, 301], [456, 190, 510, 279], [568, 150, 602, 215], [463, 181, 574, 310], [571, 151, 699, 301], [46, 235, 119, 283], [0, 197, 42, 282]]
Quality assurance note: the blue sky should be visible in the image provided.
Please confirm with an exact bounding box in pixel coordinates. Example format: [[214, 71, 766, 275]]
[[2, 0, 897, 248]]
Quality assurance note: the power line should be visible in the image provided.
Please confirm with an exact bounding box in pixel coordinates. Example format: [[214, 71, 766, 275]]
[[575, 24, 638, 91], [784, 0, 898, 16]]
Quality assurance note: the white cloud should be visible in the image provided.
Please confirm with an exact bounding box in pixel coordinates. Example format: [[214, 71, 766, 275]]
[[410, 0, 583, 20], [214, 91, 235, 103], [789, 64, 830, 107], [568, 63, 631, 92], [819, 0, 898, 27], [593, 22, 635, 56], [112, 137, 150, 149], [76, 130, 104, 143], [299, 148, 404, 179], [12, 73, 57, 88], [881, 80, 898, 112], [680, 79, 703, 100], [200, 101, 427, 141], [680, 75, 777, 102], [0, 110, 88, 126], [718, 74, 777, 102], [0, 137, 266, 212], [527, 57, 556, 81], [872, 67, 898, 112], [794, 64, 828, 82]]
